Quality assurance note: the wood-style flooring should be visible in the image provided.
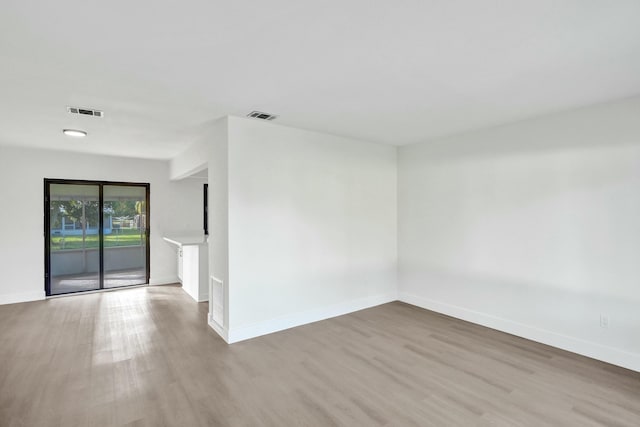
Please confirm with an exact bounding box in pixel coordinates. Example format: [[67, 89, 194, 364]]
[[0, 285, 638, 426]]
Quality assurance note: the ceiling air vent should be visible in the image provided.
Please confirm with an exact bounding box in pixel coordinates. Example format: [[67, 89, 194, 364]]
[[247, 111, 277, 121], [67, 106, 104, 118]]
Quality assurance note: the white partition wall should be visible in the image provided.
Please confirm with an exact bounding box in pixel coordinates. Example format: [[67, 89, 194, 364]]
[[207, 116, 398, 342]]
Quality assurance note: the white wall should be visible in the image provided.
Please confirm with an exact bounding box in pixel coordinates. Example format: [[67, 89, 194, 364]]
[[0, 146, 203, 304], [212, 117, 397, 342], [398, 97, 640, 371]]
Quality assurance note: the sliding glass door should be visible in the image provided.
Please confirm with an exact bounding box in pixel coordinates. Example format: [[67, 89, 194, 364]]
[[103, 185, 147, 288], [45, 179, 150, 296], [47, 183, 101, 294]]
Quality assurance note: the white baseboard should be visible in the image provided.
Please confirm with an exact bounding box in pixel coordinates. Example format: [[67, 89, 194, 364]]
[[208, 315, 229, 342], [226, 292, 397, 344], [182, 287, 209, 303], [399, 291, 640, 373], [149, 276, 180, 286], [0, 291, 46, 305]]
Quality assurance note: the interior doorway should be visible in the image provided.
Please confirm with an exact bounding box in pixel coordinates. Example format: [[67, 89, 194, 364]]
[[44, 179, 150, 296]]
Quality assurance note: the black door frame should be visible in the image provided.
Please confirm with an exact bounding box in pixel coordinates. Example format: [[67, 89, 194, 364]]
[[44, 178, 151, 296]]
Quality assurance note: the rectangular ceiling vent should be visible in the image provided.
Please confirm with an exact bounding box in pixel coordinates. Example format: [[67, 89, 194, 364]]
[[67, 106, 104, 118], [247, 111, 277, 121]]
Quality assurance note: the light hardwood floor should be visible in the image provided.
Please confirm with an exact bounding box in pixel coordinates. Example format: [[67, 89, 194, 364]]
[[1, 285, 638, 426]]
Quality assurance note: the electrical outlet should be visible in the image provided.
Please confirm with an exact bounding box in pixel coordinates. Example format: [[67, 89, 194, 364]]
[[600, 314, 609, 328]]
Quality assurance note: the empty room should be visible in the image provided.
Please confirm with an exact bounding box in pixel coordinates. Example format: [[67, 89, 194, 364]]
[[1, 1, 639, 426]]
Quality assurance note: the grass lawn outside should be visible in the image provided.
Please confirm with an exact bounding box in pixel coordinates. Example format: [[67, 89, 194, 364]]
[[51, 229, 144, 251]]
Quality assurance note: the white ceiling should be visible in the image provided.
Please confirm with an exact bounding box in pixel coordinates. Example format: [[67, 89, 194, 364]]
[[1, 0, 640, 159]]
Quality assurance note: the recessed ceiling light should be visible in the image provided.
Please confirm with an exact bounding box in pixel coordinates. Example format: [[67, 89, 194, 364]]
[[63, 129, 87, 137]]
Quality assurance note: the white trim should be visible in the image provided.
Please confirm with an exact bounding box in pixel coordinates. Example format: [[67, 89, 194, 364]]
[[0, 291, 46, 305], [208, 314, 229, 342], [226, 292, 397, 344], [183, 288, 209, 303], [149, 276, 179, 286], [399, 291, 640, 373]]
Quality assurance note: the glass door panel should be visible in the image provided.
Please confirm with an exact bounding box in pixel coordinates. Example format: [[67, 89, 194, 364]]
[[103, 185, 147, 288], [49, 183, 101, 295]]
